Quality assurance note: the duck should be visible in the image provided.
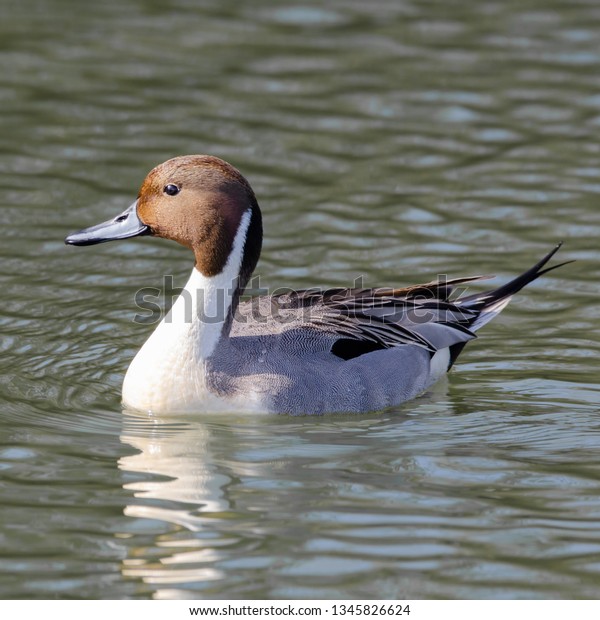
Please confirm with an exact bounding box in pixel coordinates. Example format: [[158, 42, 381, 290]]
[[65, 155, 568, 415]]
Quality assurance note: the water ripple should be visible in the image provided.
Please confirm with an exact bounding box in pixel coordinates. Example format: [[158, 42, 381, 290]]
[[1, 0, 599, 600]]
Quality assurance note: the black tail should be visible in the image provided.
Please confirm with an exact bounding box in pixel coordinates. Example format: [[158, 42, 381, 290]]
[[458, 242, 571, 313], [448, 243, 571, 367]]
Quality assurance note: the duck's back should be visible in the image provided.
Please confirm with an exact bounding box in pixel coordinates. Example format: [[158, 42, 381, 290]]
[[211, 295, 438, 414]]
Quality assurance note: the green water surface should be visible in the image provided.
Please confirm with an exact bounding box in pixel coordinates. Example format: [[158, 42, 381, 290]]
[[0, 0, 599, 600]]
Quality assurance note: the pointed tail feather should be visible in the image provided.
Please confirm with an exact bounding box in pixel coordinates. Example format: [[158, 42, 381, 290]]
[[457, 243, 572, 331], [446, 244, 571, 367]]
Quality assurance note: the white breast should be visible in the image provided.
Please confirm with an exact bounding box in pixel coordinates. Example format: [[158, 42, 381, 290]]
[[122, 210, 257, 413]]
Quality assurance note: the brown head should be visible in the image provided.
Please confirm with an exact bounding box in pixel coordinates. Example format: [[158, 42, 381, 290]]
[[66, 155, 263, 290]]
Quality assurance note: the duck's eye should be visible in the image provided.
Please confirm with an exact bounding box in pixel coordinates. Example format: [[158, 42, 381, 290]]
[[164, 183, 180, 196]]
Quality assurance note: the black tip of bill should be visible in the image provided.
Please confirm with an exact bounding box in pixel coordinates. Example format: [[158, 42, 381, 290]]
[[65, 202, 150, 246]]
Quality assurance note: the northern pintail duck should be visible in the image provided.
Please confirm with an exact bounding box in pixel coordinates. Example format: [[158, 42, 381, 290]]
[[65, 155, 567, 414]]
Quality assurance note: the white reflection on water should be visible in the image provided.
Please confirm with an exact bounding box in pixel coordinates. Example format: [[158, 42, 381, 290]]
[[113, 369, 600, 600], [114, 387, 453, 598], [118, 419, 230, 589]]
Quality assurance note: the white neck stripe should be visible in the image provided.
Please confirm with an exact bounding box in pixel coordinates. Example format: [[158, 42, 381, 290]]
[[175, 207, 251, 359], [122, 208, 253, 409]]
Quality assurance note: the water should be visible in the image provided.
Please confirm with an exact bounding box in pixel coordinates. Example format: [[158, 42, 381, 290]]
[[1, 0, 599, 600]]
